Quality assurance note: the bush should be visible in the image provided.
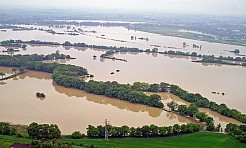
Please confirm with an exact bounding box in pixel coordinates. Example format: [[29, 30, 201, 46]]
[[16, 133, 23, 138], [27, 122, 61, 139], [36, 92, 45, 98], [206, 122, 215, 131], [10, 128, 17, 136], [71, 131, 83, 139]]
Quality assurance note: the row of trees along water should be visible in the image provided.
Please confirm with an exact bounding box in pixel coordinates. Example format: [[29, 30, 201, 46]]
[[0, 54, 163, 108], [0, 53, 245, 122], [2, 121, 246, 144], [169, 85, 246, 123], [167, 101, 220, 131], [1, 40, 246, 65], [87, 123, 201, 138]]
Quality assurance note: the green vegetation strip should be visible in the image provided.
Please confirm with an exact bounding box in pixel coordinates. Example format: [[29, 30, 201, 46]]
[[0, 132, 245, 148], [1, 40, 246, 67]]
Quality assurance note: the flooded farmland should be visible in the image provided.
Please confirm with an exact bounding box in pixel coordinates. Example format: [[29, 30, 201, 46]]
[[0, 23, 246, 134]]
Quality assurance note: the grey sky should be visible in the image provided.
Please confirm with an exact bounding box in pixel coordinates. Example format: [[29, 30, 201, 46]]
[[1, 0, 246, 16]]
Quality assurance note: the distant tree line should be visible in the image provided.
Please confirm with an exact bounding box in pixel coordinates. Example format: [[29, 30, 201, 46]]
[[225, 123, 246, 143], [1, 40, 245, 65], [197, 55, 246, 66], [87, 123, 201, 138], [0, 52, 71, 68]]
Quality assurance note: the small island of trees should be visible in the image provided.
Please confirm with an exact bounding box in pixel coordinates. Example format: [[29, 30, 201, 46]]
[[36, 92, 45, 98]]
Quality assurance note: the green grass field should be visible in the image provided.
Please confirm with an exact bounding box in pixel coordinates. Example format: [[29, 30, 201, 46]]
[[1, 132, 245, 148]]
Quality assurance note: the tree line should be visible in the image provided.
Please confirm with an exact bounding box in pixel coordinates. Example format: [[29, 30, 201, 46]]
[[0, 122, 17, 136], [225, 123, 246, 143], [1, 40, 245, 65], [196, 55, 246, 66], [167, 101, 221, 132], [0, 54, 163, 108], [87, 123, 201, 138], [128, 82, 246, 125], [170, 85, 246, 123], [52, 77, 164, 108]]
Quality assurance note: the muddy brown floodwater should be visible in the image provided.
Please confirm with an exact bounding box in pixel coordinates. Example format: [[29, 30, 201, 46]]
[[145, 92, 245, 130], [0, 67, 193, 134], [0, 23, 246, 134]]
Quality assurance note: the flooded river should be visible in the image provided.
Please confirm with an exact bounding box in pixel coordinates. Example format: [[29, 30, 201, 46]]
[[0, 68, 193, 134], [0, 24, 246, 57], [0, 23, 246, 134]]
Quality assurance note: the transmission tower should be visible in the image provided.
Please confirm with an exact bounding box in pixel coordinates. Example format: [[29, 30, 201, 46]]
[[105, 119, 109, 140]]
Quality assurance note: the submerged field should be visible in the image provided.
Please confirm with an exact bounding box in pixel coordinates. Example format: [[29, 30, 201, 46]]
[[0, 132, 245, 148], [132, 25, 246, 47]]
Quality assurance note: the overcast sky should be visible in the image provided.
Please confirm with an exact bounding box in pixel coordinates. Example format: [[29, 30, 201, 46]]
[[2, 0, 246, 16]]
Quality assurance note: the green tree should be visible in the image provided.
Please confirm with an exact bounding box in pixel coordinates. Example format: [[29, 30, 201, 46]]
[[148, 84, 159, 92], [239, 133, 246, 143], [167, 101, 178, 111], [120, 125, 129, 137], [149, 94, 163, 108], [204, 116, 214, 124], [187, 104, 198, 117], [149, 124, 159, 137], [173, 124, 181, 134], [195, 112, 208, 122], [206, 122, 215, 131], [27, 122, 61, 139], [0, 72, 5, 79], [141, 125, 151, 137], [177, 105, 188, 115], [216, 123, 222, 132], [160, 82, 169, 92], [181, 124, 188, 133], [87, 125, 98, 138], [19, 66, 26, 73], [159, 126, 167, 136], [71, 131, 83, 139], [27, 122, 39, 139], [0, 122, 11, 135], [12, 68, 17, 74]]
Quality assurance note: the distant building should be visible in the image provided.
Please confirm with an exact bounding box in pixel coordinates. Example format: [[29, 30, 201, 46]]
[[10, 144, 30, 148]]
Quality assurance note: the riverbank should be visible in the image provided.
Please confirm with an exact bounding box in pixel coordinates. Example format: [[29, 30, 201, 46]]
[[0, 132, 245, 148]]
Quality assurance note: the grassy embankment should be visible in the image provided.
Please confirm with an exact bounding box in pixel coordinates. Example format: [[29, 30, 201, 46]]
[[132, 25, 246, 47], [0, 132, 245, 148]]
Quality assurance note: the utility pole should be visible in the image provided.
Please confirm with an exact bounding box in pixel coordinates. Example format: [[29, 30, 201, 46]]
[[105, 119, 109, 140]]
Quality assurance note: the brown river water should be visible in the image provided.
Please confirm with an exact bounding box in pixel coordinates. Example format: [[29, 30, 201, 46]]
[[0, 68, 194, 134], [0, 24, 246, 134]]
